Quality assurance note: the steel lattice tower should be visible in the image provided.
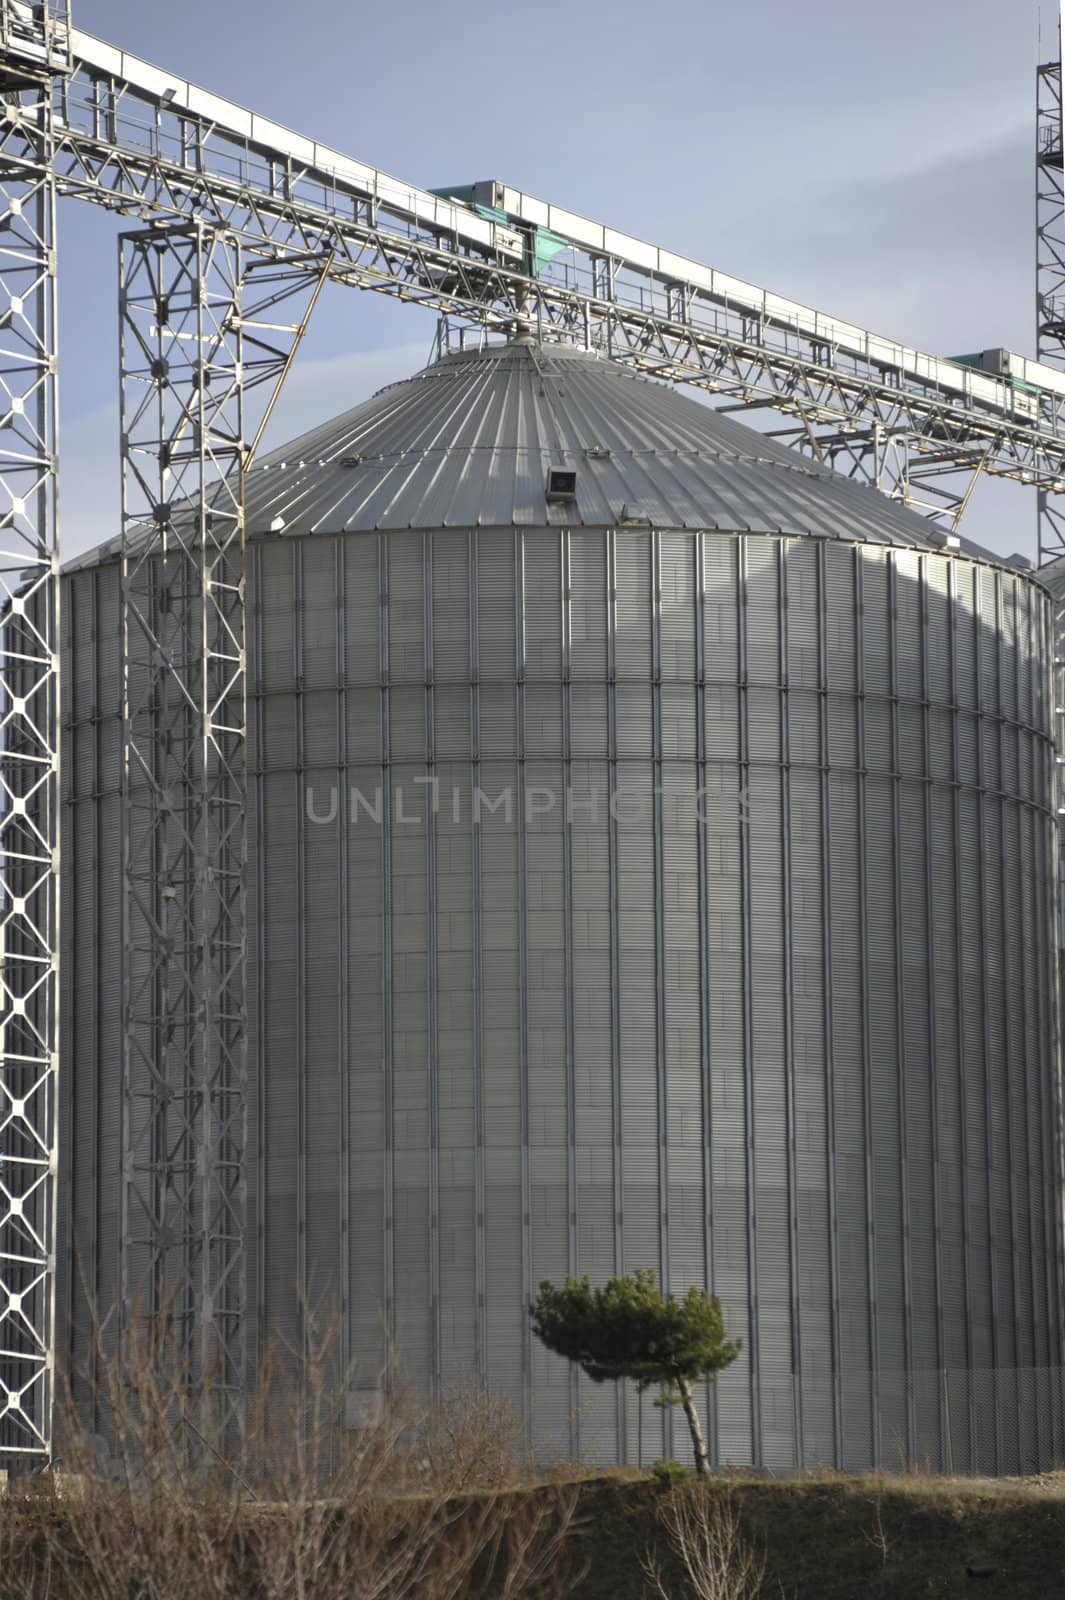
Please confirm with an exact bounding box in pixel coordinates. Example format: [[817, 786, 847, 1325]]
[[0, 2, 67, 1463], [118, 229, 328, 1437], [1039, 12, 1065, 562]]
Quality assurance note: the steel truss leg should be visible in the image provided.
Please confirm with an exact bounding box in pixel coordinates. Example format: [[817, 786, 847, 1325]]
[[870, 438, 990, 533], [0, 11, 65, 1466], [1035, 29, 1065, 1387], [118, 224, 327, 1443], [1037, 51, 1065, 433], [791, 423, 989, 532], [1036, 45, 1065, 814], [780, 414, 989, 530], [1037, 39, 1065, 573]]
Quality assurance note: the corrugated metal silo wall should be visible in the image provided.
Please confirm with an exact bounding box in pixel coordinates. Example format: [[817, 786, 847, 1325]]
[[58, 523, 1065, 1474]]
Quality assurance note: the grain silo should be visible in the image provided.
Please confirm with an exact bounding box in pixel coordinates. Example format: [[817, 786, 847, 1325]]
[[58, 337, 1065, 1474]]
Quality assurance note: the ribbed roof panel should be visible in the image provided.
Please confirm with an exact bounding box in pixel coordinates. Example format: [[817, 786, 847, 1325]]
[[67, 339, 1011, 568]]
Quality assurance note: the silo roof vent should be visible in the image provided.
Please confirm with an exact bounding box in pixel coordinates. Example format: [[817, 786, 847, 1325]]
[[546, 467, 577, 502]]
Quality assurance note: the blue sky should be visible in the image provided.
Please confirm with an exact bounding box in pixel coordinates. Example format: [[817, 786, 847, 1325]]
[[60, 0, 1049, 557]]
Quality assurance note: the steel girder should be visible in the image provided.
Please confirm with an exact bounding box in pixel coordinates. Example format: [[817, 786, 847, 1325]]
[[1038, 48, 1065, 563], [118, 224, 325, 1443], [1035, 33, 1065, 1410], [39, 53, 1065, 497], [0, 1, 67, 1466], [747, 415, 995, 532], [1036, 46, 1065, 829]]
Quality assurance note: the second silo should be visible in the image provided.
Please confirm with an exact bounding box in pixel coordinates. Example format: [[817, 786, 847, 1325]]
[[60, 337, 1064, 1474]]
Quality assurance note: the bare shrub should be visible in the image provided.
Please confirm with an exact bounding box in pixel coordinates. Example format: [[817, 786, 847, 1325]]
[[42, 1312, 246, 1600], [643, 1483, 766, 1600], [421, 1379, 524, 1491], [16, 1304, 582, 1600], [863, 1496, 893, 1566], [247, 1483, 582, 1600], [0, 1477, 56, 1600]]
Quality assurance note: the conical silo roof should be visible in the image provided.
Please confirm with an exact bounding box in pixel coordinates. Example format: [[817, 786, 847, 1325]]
[[243, 340, 976, 547], [66, 337, 1010, 568]]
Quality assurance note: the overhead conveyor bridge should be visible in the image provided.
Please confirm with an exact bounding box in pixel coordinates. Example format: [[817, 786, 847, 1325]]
[[45, 29, 1065, 500]]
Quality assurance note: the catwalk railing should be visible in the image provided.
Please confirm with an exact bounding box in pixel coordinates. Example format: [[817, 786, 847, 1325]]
[[49, 30, 1065, 499]]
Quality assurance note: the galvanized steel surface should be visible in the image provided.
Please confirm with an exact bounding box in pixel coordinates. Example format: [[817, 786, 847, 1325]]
[[58, 345, 1064, 1474], [65, 343, 1004, 565]]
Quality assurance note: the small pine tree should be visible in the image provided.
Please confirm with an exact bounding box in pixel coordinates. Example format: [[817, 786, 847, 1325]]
[[530, 1269, 739, 1477]]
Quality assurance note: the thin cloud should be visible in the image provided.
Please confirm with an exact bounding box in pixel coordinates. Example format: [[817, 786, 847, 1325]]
[[731, 123, 1032, 355]]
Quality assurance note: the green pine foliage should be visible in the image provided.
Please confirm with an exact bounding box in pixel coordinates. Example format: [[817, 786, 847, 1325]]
[[530, 1269, 739, 1391], [529, 1269, 740, 1475]]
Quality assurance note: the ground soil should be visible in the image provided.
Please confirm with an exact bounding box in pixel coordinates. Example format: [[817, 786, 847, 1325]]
[[564, 1469, 1065, 1599], [7, 1464, 1065, 1597]]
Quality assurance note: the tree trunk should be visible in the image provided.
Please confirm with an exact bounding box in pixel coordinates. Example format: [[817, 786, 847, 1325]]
[[677, 1376, 709, 1477]]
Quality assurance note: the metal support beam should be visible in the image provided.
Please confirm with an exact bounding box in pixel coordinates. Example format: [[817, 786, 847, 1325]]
[[38, 34, 1065, 498], [769, 420, 990, 531], [118, 223, 326, 1441], [1034, 19, 1065, 1407], [1038, 23, 1065, 565], [0, 0, 68, 1467], [1036, 24, 1065, 848]]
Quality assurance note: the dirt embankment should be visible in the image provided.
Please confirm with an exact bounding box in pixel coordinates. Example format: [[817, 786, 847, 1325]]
[[569, 1470, 1065, 1600], [5, 1466, 1065, 1598]]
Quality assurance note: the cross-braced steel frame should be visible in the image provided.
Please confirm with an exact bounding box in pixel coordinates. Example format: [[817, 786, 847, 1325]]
[[43, 36, 1065, 492], [745, 412, 995, 532], [1038, 26, 1065, 565], [1035, 18, 1065, 1409], [1036, 27, 1065, 846], [0, 1, 67, 1464], [119, 223, 327, 1440]]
